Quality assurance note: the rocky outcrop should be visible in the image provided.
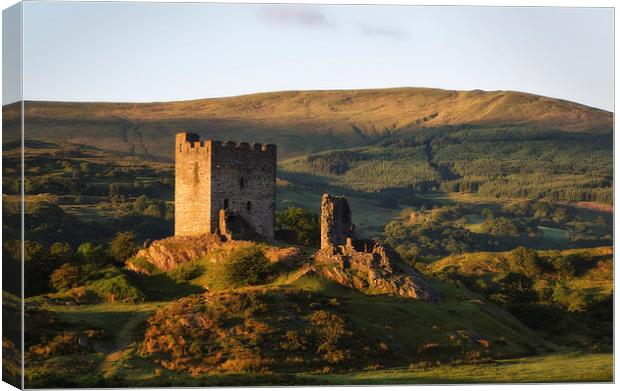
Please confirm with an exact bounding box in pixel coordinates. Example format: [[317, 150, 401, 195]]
[[264, 246, 305, 264], [130, 232, 302, 273], [131, 233, 224, 272], [314, 243, 440, 302]]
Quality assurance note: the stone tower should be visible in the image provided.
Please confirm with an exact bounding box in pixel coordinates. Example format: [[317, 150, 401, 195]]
[[174, 133, 276, 239], [320, 193, 355, 249]]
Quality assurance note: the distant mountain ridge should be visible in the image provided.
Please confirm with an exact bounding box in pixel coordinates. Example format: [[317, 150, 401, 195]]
[[3, 88, 612, 160]]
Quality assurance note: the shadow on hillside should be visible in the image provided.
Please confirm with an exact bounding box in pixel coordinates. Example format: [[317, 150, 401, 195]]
[[132, 273, 205, 301]]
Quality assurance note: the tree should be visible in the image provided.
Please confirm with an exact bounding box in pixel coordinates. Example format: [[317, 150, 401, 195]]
[[50, 263, 82, 292], [144, 203, 163, 218], [80, 162, 90, 174], [49, 242, 73, 263], [133, 195, 150, 214], [481, 217, 520, 238], [481, 208, 494, 221], [551, 253, 583, 278], [492, 272, 536, 305], [509, 247, 542, 277], [23, 241, 45, 262], [275, 207, 320, 246], [108, 231, 139, 263], [77, 242, 108, 263], [395, 244, 420, 267], [552, 207, 569, 223]]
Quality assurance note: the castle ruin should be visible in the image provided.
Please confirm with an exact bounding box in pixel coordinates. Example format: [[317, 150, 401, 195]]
[[175, 133, 276, 240], [320, 194, 356, 249], [316, 193, 440, 302]]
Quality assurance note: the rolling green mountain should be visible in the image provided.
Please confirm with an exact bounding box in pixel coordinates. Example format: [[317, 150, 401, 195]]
[[3, 87, 612, 161]]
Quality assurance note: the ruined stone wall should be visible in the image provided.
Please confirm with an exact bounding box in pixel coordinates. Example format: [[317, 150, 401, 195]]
[[320, 194, 355, 249], [175, 133, 276, 239], [315, 193, 440, 302]]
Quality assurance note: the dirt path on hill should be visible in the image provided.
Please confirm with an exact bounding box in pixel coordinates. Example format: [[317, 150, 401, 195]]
[[98, 307, 157, 379]]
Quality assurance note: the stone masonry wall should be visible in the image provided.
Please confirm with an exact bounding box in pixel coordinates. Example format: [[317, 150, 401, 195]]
[[320, 193, 355, 249], [210, 141, 276, 240], [175, 133, 276, 239], [175, 133, 212, 236]]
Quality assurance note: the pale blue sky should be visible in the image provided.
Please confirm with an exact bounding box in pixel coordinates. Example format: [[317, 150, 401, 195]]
[[5, 1, 615, 110]]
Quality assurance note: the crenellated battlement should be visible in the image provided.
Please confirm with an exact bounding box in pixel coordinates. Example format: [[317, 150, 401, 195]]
[[176, 133, 276, 156], [175, 132, 276, 239]]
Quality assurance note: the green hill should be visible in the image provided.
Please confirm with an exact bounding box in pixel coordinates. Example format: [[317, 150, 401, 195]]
[[19, 239, 613, 387], [3, 87, 612, 160], [21, 239, 559, 387], [426, 246, 613, 350]]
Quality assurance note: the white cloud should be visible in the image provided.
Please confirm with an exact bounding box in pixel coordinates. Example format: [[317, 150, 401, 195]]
[[359, 24, 411, 39], [258, 6, 332, 28]]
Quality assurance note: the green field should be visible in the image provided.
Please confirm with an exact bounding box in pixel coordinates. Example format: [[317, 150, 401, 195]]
[[304, 352, 613, 384], [538, 225, 569, 241]]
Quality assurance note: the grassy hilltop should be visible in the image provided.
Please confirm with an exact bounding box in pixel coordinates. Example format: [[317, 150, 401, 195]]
[[3, 87, 612, 160]]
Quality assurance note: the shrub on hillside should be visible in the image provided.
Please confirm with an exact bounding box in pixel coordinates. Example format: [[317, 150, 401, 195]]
[[50, 263, 83, 292], [48, 242, 73, 263], [275, 207, 320, 246], [108, 231, 139, 263], [489, 272, 536, 305], [549, 253, 589, 278], [77, 242, 108, 264], [89, 274, 145, 304], [28, 332, 84, 358], [168, 261, 203, 282], [207, 246, 272, 288], [508, 247, 543, 278]]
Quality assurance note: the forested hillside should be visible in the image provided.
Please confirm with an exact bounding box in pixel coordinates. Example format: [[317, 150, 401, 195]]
[[279, 127, 612, 204]]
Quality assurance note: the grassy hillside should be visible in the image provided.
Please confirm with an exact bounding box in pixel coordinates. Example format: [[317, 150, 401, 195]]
[[3, 87, 612, 160], [19, 239, 612, 387], [426, 246, 613, 350], [19, 240, 556, 387]]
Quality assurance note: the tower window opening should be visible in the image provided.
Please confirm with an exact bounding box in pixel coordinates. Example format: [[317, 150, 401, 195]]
[[240, 177, 245, 189], [246, 201, 251, 211], [223, 199, 229, 210]]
